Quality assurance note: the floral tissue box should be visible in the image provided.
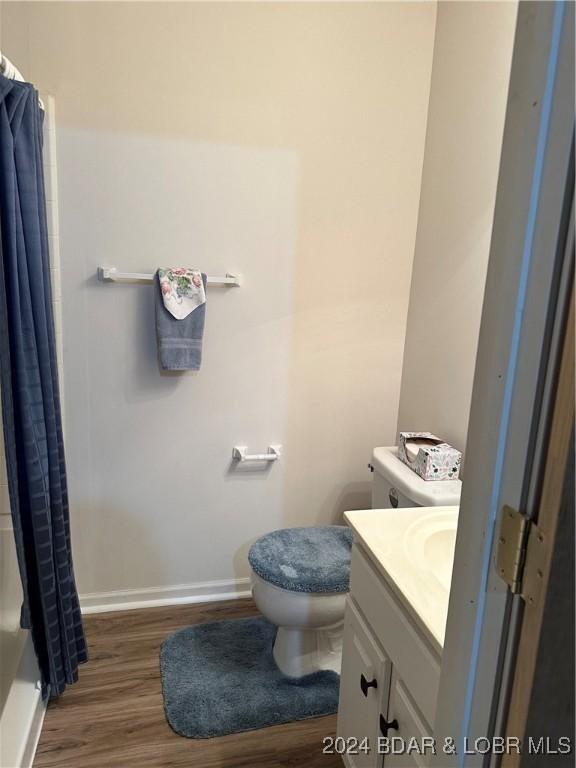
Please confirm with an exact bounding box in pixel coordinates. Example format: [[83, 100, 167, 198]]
[[398, 431, 461, 481]]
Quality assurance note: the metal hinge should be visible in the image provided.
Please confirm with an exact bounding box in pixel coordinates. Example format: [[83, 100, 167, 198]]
[[496, 505, 547, 606]]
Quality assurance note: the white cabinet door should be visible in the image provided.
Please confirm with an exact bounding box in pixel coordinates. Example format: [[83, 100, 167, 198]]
[[349, 544, 441, 727], [382, 670, 433, 768], [337, 598, 391, 768]]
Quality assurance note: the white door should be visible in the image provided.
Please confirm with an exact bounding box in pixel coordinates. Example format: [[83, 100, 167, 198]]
[[383, 669, 433, 768], [337, 598, 392, 768]]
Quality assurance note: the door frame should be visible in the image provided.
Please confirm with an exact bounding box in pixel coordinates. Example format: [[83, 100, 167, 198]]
[[432, 2, 574, 765], [501, 274, 574, 767]]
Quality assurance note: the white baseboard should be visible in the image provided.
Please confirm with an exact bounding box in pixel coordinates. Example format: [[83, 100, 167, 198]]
[[80, 576, 252, 615], [0, 633, 46, 768]]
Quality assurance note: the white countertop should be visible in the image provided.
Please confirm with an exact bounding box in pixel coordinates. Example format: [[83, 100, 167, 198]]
[[344, 506, 459, 652]]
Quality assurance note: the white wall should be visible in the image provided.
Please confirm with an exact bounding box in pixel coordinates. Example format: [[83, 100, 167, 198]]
[[1, 2, 436, 601], [397, 1, 517, 456]]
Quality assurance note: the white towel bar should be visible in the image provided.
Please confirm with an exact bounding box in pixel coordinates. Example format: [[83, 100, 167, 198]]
[[97, 267, 242, 287], [232, 446, 281, 463]]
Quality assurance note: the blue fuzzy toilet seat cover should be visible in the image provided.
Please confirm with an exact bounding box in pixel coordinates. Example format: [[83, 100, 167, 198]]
[[248, 525, 354, 594]]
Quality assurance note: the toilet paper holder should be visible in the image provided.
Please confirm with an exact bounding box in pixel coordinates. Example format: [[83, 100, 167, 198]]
[[232, 445, 281, 463]]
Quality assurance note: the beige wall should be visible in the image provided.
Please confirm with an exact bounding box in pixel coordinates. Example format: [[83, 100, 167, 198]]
[[1, 2, 436, 599], [397, 1, 517, 457]]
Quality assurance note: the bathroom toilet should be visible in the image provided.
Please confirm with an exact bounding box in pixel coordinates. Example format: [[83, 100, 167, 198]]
[[248, 446, 462, 678], [249, 526, 353, 678]]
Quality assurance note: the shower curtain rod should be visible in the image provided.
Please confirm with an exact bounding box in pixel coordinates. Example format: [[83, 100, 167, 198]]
[[0, 50, 44, 109]]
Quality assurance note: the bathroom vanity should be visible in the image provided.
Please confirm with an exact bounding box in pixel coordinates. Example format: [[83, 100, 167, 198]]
[[337, 507, 458, 768]]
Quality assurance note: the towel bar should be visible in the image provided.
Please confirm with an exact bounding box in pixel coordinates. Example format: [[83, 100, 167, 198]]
[[97, 267, 242, 287], [232, 446, 281, 463]]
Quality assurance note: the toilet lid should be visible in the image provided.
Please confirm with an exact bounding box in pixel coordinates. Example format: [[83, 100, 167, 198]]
[[248, 526, 354, 594]]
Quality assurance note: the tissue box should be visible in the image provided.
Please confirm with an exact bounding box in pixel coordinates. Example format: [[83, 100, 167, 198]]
[[398, 431, 461, 481]]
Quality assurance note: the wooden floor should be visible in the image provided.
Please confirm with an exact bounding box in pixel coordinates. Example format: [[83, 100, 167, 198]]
[[34, 599, 342, 768]]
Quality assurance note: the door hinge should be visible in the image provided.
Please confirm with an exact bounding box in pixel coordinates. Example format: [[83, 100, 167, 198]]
[[496, 505, 547, 606]]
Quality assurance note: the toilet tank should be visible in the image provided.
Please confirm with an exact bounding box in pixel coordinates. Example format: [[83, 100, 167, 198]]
[[371, 446, 462, 509]]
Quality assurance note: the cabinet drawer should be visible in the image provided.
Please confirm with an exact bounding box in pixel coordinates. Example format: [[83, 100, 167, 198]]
[[337, 598, 391, 768], [349, 543, 440, 726], [383, 670, 432, 768]]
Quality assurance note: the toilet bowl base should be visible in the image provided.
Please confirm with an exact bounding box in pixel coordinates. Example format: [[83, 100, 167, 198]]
[[272, 623, 344, 678]]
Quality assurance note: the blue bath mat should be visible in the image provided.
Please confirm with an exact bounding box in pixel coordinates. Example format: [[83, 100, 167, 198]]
[[160, 616, 340, 738]]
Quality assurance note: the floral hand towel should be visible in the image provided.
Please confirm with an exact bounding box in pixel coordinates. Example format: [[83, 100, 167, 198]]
[[158, 267, 206, 320], [155, 270, 207, 371]]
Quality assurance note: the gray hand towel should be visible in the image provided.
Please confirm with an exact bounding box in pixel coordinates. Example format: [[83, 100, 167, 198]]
[[155, 271, 207, 371]]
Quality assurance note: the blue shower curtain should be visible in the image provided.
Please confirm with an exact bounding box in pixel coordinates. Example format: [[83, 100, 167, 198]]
[[0, 75, 87, 697]]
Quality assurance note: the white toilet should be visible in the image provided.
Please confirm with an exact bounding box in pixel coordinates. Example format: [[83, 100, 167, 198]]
[[248, 446, 462, 678], [249, 525, 352, 678]]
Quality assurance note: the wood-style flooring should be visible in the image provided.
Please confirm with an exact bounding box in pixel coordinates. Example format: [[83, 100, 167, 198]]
[[33, 599, 342, 768]]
